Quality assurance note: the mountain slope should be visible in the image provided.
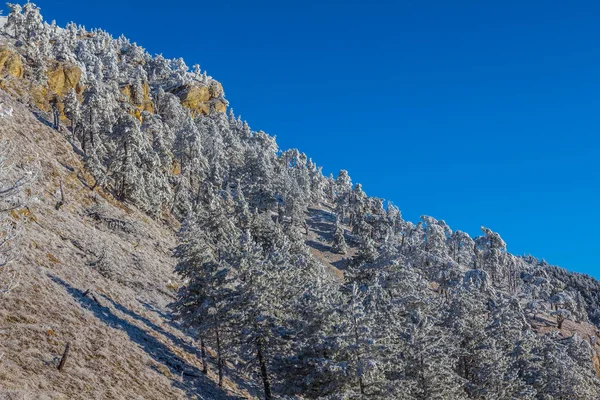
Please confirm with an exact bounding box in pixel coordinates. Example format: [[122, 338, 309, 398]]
[[2, 3, 600, 400]]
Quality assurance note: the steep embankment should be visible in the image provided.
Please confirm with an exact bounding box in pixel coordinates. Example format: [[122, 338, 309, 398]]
[[0, 91, 253, 399]]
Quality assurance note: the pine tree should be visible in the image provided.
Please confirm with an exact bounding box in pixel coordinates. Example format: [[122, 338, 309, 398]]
[[174, 194, 240, 386], [401, 311, 467, 400], [109, 112, 160, 210], [4, 3, 25, 41], [335, 169, 352, 222], [63, 88, 81, 142], [331, 218, 347, 255]]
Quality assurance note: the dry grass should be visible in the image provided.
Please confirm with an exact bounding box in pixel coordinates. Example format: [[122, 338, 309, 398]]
[[0, 91, 252, 399]]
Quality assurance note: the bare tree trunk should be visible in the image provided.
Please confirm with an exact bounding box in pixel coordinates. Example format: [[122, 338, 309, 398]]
[[120, 141, 128, 200], [352, 318, 366, 397], [89, 111, 95, 149], [200, 338, 208, 375], [57, 342, 71, 371], [53, 108, 59, 130], [81, 128, 86, 154], [216, 328, 223, 387], [55, 179, 65, 210], [256, 336, 272, 400], [557, 314, 565, 329]]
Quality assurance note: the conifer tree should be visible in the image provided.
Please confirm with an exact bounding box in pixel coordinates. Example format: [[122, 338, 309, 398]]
[[4, 3, 25, 41], [174, 193, 240, 386], [63, 88, 81, 142], [331, 218, 347, 255]]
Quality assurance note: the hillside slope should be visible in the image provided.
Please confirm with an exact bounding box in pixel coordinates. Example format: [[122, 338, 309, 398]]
[[0, 92, 253, 399], [2, 3, 600, 400]]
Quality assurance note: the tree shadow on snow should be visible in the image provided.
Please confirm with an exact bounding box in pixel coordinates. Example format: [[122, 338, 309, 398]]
[[306, 208, 335, 242], [305, 239, 332, 253], [332, 257, 352, 271], [49, 274, 244, 400]]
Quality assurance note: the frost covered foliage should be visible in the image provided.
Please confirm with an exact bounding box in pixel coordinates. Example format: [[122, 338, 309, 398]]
[[3, 3, 600, 399]]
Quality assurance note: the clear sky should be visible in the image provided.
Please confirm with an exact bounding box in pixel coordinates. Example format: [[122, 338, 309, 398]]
[[15, 0, 600, 278]]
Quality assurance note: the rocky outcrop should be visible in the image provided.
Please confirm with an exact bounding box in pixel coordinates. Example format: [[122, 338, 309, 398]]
[[1, 45, 225, 118], [0, 53, 82, 113], [0, 46, 23, 79], [120, 81, 155, 119], [46, 61, 82, 97], [171, 80, 227, 116]]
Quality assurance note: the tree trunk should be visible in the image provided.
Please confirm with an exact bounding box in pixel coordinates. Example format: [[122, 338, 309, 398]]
[[216, 328, 223, 387], [256, 336, 272, 400], [200, 338, 208, 375], [557, 314, 565, 329], [89, 111, 95, 148], [350, 301, 366, 397], [81, 128, 86, 154], [57, 342, 71, 371], [71, 118, 76, 142], [120, 141, 128, 200]]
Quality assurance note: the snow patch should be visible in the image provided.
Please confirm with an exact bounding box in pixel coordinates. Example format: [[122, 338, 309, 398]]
[[0, 16, 7, 29], [0, 102, 13, 118]]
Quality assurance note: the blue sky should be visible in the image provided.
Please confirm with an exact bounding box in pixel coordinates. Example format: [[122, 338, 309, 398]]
[[19, 0, 600, 278]]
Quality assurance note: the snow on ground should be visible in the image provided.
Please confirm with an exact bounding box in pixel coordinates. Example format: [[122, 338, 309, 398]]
[[0, 16, 7, 29], [0, 102, 13, 118]]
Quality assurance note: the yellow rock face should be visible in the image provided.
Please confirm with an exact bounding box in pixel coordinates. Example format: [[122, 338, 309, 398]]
[[212, 99, 227, 114], [46, 62, 82, 96], [0, 46, 24, 79], [176, 85, 211, 108], [119, 84, 132, 99], [172, 161, 181, 176], [120, 81, 155, 117], [172, 82, 227, 116]]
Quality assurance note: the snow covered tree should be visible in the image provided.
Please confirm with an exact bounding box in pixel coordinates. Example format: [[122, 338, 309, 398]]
[[331, 217, 347, 255], [537, 333, 600, 399], [108, 112, 162, 210], [335, 169, 352, 222], [22, 2, 44, 43], [173, 115, 207, 197], [449, 230, 475, 267], [142, 111, 173, 173], [401, 310, 467, 400], [63, 88, 81, 142], [173, 193, 240, 386], [352, 235, 378, 267], [4, 3, 25, 41], [475, 226, 507, 283], [348, 183, 368, 236]]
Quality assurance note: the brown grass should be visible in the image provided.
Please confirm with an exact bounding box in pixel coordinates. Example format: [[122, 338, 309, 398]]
[[0, 91, 254, 399]]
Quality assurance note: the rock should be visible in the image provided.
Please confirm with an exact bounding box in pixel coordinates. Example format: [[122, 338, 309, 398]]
[[120, 81, 154, 119], [0, 46, 24, 79], [119, 84, 132, 99], [46, 61, 82, 96], [211, 98, 227, 114], [171, 81, 227, 116], [174, 84, 211, 108]]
